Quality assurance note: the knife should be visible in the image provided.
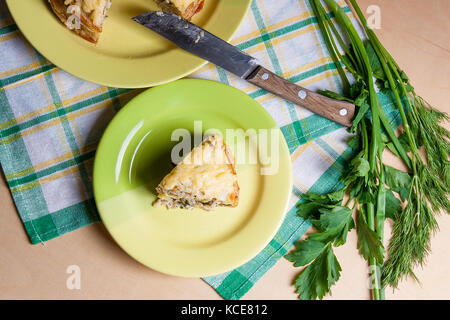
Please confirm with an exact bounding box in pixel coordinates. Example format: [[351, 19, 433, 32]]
[[133, 11, 355, 127]]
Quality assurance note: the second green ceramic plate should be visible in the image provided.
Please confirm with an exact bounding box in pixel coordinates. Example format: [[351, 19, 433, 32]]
[[6, 0, 251, 88], [93, 79, 292, 277]]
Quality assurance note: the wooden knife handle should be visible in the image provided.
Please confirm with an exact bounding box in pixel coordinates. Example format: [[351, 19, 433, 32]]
[[247, 66, 355, 127]]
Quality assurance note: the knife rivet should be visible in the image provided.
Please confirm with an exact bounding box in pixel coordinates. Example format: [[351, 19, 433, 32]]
[[339, 108, 348, 116], [298, 90, 307, 100], [261, 73, 269, 80]]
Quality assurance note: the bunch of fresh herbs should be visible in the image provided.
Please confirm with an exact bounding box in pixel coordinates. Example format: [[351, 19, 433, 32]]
[[286, 0, 449, 300]]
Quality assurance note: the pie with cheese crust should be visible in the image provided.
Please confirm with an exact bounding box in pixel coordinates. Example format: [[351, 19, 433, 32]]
[[154, 0, 205, 20], [48, 0, 112, 44], [154, 133, 240, 211]]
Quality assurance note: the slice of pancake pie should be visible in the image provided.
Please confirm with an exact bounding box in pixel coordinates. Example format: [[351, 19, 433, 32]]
[[48, 0, 112, 44], [154, 133, 240, 211]]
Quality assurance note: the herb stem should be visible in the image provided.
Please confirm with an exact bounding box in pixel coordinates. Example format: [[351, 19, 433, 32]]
[[349, 2, 419, 173], [310, 0, 350, 94], [323, 0, 385, 299]]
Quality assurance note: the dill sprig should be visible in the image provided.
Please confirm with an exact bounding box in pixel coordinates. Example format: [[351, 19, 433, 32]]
[[382, 193, 438, 288], [413, 96, 450, 189]]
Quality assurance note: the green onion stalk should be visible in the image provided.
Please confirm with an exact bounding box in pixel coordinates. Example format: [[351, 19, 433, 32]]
[[324, 0, 386, 300]]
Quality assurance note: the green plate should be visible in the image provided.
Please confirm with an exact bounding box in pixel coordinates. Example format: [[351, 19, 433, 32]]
[[6, 0, 251, 88], [93, 79, 292, 277]]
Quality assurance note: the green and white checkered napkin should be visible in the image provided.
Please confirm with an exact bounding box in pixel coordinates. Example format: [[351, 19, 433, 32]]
[[0, 0, 400, 299]]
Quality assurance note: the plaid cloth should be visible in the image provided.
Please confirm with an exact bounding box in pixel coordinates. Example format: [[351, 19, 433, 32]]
[[0, 0, 401, 299]]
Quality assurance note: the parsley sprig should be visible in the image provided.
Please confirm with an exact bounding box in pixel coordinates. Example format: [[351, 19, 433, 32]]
[[286, 193, 354, 300]]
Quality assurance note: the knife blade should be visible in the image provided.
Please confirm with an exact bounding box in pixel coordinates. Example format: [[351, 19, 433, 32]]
[[133, 11, 355, 127]]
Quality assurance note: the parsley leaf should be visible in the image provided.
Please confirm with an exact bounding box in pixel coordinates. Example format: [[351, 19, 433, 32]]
[[334, 214, 356, 247], [293, 244, 342, 300], [311, 207, 353, 231], [296, 202, 323, 220], [365, 41, 385, 80], [288, 202, 354, 299], [286, 240, 326, 267], [343, 155, 370, 185], [356, 209, 385, 264], [296, 190, 345, 220], [347, 135, 361, 151], [351, 102, 370, 132], [384, 166, 412, 201], [385, 188, 402, 220]]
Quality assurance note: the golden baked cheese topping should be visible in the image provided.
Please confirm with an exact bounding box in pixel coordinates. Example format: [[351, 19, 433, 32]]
[[170, 0, 198, 12], [81, 0, 109, 27], [154, 133, 240, 210], [154, 0, 205, 20]]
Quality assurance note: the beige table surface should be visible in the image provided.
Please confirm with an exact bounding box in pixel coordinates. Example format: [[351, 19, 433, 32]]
[[1, 0, 449, 300]]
